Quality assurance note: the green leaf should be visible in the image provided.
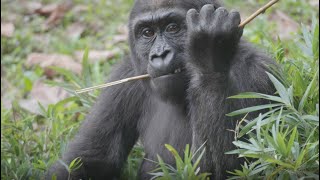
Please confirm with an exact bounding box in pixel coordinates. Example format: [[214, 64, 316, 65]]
[[272, 125, 281, 151], [249, 164, 269, 176], [276, 133, 287, 157], [299, 70, 319, 112], [227, 103, 282, 116], [286, 127, 297, 157], [156, 155, 171, 178], [295, 147, 307, 170], [68, 157, 83, 172], [312, 21, 319, 60], [266, 159, 295, 169], [228, 92, 265, 99], [51, 175, 57, 180], [32, 160, 47, 171], [233, 141, 260, 152], [302, 115, 319, 122], [23, 76, 33, 92], [225, 149, 243, 155], [192, 148, 206, 173], [229, 92, 285, 104], [256, 114, 262, 143], [266, 72, 291, 105], [184, 144, 191, 164], [238, 107, 280, 137], [165, 144, 184, 169]]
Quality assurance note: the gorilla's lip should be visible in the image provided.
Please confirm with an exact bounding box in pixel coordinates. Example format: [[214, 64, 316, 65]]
[[152, 68, 185, 79]]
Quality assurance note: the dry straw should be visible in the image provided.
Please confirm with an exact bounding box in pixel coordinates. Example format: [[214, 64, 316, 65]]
[[75, 0, 279, 94]]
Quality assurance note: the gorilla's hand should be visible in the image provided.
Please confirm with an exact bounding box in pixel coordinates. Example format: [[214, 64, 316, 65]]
[[186, 5, 243, 73]]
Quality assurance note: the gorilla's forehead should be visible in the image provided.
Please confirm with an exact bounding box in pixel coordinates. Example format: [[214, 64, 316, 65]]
[[135, 0, 216, 6], [130, 8, 186, 27], [130, 0, 220, 19], [144, 0, 196, 7]]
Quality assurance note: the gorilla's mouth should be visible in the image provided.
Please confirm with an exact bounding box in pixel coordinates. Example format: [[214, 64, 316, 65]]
[[152, 67, 185, 79], [150, 66, 188, 102]]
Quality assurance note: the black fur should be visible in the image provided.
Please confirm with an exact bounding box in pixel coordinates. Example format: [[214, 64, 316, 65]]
[[47, 0, 276, 179]]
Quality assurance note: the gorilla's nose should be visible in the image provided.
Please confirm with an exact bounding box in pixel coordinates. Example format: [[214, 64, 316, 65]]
[[149, 50, 174, 72]]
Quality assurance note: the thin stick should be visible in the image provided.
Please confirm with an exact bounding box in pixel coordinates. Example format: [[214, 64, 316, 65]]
[[75, 0, 279, 94], [239, 0, 279, 28], [75, 74, 150, 94]]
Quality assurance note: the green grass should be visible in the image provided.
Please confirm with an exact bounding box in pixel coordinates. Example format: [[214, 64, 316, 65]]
[[1, 0, 319, 179]]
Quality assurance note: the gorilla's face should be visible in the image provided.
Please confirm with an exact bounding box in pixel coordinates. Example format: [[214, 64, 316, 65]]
[[129, 1, 198, 103], [128, 0, 218, 103], [129, 11, 188, 102]]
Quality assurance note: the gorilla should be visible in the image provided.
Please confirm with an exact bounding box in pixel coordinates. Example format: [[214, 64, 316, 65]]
[[47, 0, 276, 179]]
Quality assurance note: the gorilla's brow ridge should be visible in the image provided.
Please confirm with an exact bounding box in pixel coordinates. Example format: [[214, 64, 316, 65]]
[[131, 8, 186, 30]]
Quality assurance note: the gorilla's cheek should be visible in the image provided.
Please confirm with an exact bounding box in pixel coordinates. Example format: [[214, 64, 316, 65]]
[[129, 57, 148, 77]]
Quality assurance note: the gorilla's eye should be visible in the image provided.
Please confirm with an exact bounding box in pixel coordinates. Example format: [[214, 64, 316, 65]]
[[142, 28, 155, 38], [166, 23, 180, 33]]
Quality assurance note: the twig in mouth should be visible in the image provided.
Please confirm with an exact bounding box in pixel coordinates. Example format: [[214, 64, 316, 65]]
[[75, 74, 151, 94]]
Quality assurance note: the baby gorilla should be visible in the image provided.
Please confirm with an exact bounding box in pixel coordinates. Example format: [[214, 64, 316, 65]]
[[47, 0, 276, 179]]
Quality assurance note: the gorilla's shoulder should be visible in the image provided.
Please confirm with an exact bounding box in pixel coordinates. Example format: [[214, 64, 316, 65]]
[[232, 40, 275, 68]]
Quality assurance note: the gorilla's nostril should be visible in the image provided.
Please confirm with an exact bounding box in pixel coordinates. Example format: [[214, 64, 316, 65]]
[[161, 50, 170, 58]]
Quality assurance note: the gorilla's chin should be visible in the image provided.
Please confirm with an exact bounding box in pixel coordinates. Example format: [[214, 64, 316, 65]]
[[150, 72, 188, 104]]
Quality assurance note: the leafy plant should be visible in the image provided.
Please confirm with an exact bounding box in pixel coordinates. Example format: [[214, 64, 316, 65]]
[[55, 157, 83, 180], [1, 99, 81, 179], [226, 20, 319, 179], [120, 143, 145, 180], [149, 143, 211, 180]]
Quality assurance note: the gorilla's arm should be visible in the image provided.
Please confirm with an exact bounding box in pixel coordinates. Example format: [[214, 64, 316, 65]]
[[47, 60, 146, 179], [186, 5, 275, 178]]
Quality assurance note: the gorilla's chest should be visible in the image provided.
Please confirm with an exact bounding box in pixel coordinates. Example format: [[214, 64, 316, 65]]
[[139, 100, 192, 159]]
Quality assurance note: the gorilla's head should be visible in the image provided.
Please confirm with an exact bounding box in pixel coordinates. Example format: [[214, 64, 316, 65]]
[[128, 0, 220, 103]]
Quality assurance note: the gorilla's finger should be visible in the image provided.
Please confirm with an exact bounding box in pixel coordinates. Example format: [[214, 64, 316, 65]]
[[222, 10, 240, 33], [214, 7, 228, 18], [186, 9, 200, 28], [200, 4, 215, 23], [229, 10, 241, 26], [212, 7, 228, 28]]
